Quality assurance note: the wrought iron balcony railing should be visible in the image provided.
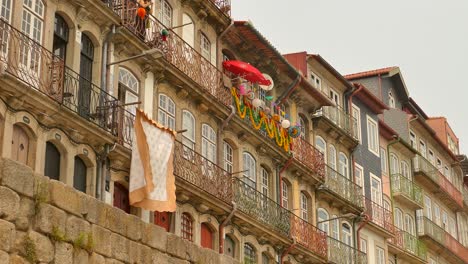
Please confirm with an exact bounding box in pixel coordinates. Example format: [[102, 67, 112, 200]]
[[233, 178, 328, 259], [174, 141, 233, 203], [210, 0, 231, 16], [391, 174, 423, 207], [107, 0, 231, 108], [327, 237, 367, 264], [417, 216, 468, 263], [0, 20, 134, 146], [389, 228, 427, 260], [413, 155, 463, 208], [363, 198, 395, 235], [291, 137, 326, 180], [321, 166, 363, 208], [315, 106, 358, 140]]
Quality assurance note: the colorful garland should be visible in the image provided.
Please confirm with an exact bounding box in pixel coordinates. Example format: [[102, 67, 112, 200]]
[[231, 88, 291, 152]]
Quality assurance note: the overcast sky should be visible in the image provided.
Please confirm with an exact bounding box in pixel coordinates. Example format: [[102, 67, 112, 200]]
[[232, 0, 468, 155]]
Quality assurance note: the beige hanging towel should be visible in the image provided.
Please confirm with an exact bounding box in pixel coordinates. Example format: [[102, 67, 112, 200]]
[[129, 109, 177, 212]]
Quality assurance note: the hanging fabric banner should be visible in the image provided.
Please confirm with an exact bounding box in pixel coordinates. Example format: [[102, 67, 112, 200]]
[[129, 109, 177, 212]]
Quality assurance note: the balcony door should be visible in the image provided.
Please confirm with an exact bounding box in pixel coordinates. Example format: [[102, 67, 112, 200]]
[[78, 34, 94, 118], [370, 175, 382, 206], [20, 0, 44, 77], [154, 211, 172, 232], [328, 89, 340, 123]]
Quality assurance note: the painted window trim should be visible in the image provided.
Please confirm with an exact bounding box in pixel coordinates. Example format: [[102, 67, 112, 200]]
[[366, 115, 380, 157], [354, 163, 365, 195], [352, 104, 361, 143]]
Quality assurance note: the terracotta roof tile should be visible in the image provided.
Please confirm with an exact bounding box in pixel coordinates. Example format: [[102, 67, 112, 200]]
[[344, 66, 397, 80]]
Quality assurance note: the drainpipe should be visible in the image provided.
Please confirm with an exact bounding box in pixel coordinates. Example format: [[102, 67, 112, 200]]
[[279, 158, 294, 207], [216, 21, 234, 68], [280, 238, 297, 264], [219, 202, 237, 254], [275, 74, 302, 106], [98, 143, 116, 202]]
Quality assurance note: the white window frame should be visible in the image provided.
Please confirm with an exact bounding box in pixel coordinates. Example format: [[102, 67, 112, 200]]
[[376, 246, 385, 264], [395, 208, 403, 229], [354, 163, 365, 196], [201, 124, 216, 163], [223, 141, 233, 173], [419, 139, 427, 158], [158, 94, 176, 130], [310, 71, 322, 91], [380, 147, 387, 173], [409, 130, 417, 148], [242, 152, 256, 187], [388, 91, 395, 108], [442, 211, 448, 231], [281, 180, 289, 209], [338, 152, 349, 179], [341, 222, 352, 246], [300, 192, 308, 220], [182, 110, 196, 151], [360, 238, 368, 254], [260, 167, 269, 198], [317, 208, 329, 235], [200, 33, 211, 61], [331, 214, 339, 239], [315, 136, 327, 160], [370, 173, 382, 205], [404, 214, 415, 235], [424, 195, 432, 220], [328, 144, 337, 170], [428, 149, 436, 165], [366, 115, 380, 156], [160, 0, 173, 28], [434, 203, 441, 226], [352, 104, 361, 142]]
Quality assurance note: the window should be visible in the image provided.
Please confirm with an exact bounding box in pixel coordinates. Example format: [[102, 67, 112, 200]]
[[53, 14, 69, 61], [388, 91, 395, 108], [370, 174, 382, 205], [360, 238, 368, 255], [404, 214, 415, 235], [118, 68, 139, 115], [44, 142, 61, 181], [428, 149, 435, 165], [354, 164, 364, 195], [281, 180, 289, 209], [331, 215, 339, 239], [410, 130, 417, 148], [158, 94, 175, 130], [376, 246, 385, 264], [242, 152, 256, 187], [300, 192, 308, 220], [224, 235, 235, 257], [73, 156, 87, 193], [182, 14, 194, 47], [329, 89, 340, 106], [434, 203, 441, 226], [448, 217, 456, 238], [339, 153, 349, 179], [262, 253, 270, 264], [441, 211, 448, 231], [380, 147, 387, 173], [310, 72, 321, 90], [317, 208, 329, 235], [181, 213, 193, 241], [390, 153, 399, 175], [383, 199, 391, 212], [0, 0, 12, 22], [78, 33, 94, 118], [315, 136, 326, 158], [341, 222, 352, 246], [160, 0, 172, 27], [182, 111, 196, 154], [21, 0, 44, 74], [401, 161, 410, 180], [328, 145, 337, 170], [200, 33, 211, 61], [223, 141, 233, 173], [260, 167, 269, 197], [299, 116, 307, 139], [395, 208, 403, 229], [200, 223, 214, 249], [429, 258, 437, 264], [244, 244, 256, 264], [424, 195, 432, 220], [367, 116, 379, 156], [202, 124, 216, 163], [419, 140, 427, 158], [352, 104, 361, 142]]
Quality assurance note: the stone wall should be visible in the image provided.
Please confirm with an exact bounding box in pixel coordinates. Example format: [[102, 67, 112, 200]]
[[0, 158, 239, 264]]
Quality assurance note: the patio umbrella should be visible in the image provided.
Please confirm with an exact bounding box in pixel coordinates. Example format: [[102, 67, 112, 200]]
[[222, 60, 272, 86]]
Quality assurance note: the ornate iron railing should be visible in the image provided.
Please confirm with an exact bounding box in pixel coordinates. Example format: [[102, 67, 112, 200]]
[[321, 165, 363, 208], [108, 0, 231, 107], [291, 137, 326, 180], [290, 214, 327, 259], [210, 0, 231, 16], [174, 141, 233, 203], [363, 198, 395, 234], [417, 216, 468, 263], [391, 174, 423, 207], [0, 19, 134, 146], [327, 237, 367, 264], [414, 155, 462, 207], [389, 228, 427, 260], [316, 106, 357, 140]]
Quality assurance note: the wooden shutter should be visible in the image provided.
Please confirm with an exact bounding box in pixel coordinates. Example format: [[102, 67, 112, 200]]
[[154, 211, 172, 232], [11, 125, 29, 165], [200, 223, 213, 249], [113, 183, 130, 213], [44, 142, 60, 180]]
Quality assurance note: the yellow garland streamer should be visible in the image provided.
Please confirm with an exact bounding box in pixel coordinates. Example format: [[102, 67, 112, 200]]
[[231, 88, 291, 152]]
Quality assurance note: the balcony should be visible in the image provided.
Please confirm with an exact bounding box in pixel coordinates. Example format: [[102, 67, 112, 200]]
[[391, 174, 423, 210], [327, 237, 367, 264], [210, 0, 232, 16], [0, 20, 133, 146], [413, 155, 463, 210], [233, 178, 328, 261], [388, 228, 427, 263], [317, 166, 363, 212], [363, 198, 395, 238], [417, 216, 468, 264], [291, 137, 326, 181], [312, 106, 358, 148], [173, 141, 232, 206], [107, 0, 231, 108]]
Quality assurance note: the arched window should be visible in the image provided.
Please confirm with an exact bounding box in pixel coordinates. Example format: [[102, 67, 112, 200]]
[[223, 141, 233, 173], [328, 144, 337, 170], [400, 161, 410, 180], [395, 208, 403, 229], [78, 33, 94, 117], [200, 223, 214, 249], [11, 124, 30, 165], [404, 214, 415, 235], [200, 33, 211, 61], [158, 94, 175, 130], [317, 208, 329, 235], [300, 192, 309, 220], [181, 213, 193, 241], [182, 14, 194, 47], [388, 91, 395, 108], [262, 253, 271, 264], [315, 136, 326, 162], [202, 124, 216, 163], [299, 116, 307, 139], [390, 153, 399, 175], [160, 0, 173, 28], [182, 110, 195, 152], [224, 235, 235, 257], [242, 152, 256, 187], [21, 0, 44, 73], [44, 142, 60, 181], [73, 156, 87, 193], [260, 167, 269, 197], [53, 14, 69, 61], [341, 222, 352, 246], [281, 180, 289, 209], [118, 68, 139, 115], [339, 153, 349, 179], [244, 243, 256, 264], [331, 214, 339, 239]]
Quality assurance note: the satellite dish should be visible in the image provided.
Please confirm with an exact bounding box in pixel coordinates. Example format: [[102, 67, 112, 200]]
[[259, 73, 274, 91]]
